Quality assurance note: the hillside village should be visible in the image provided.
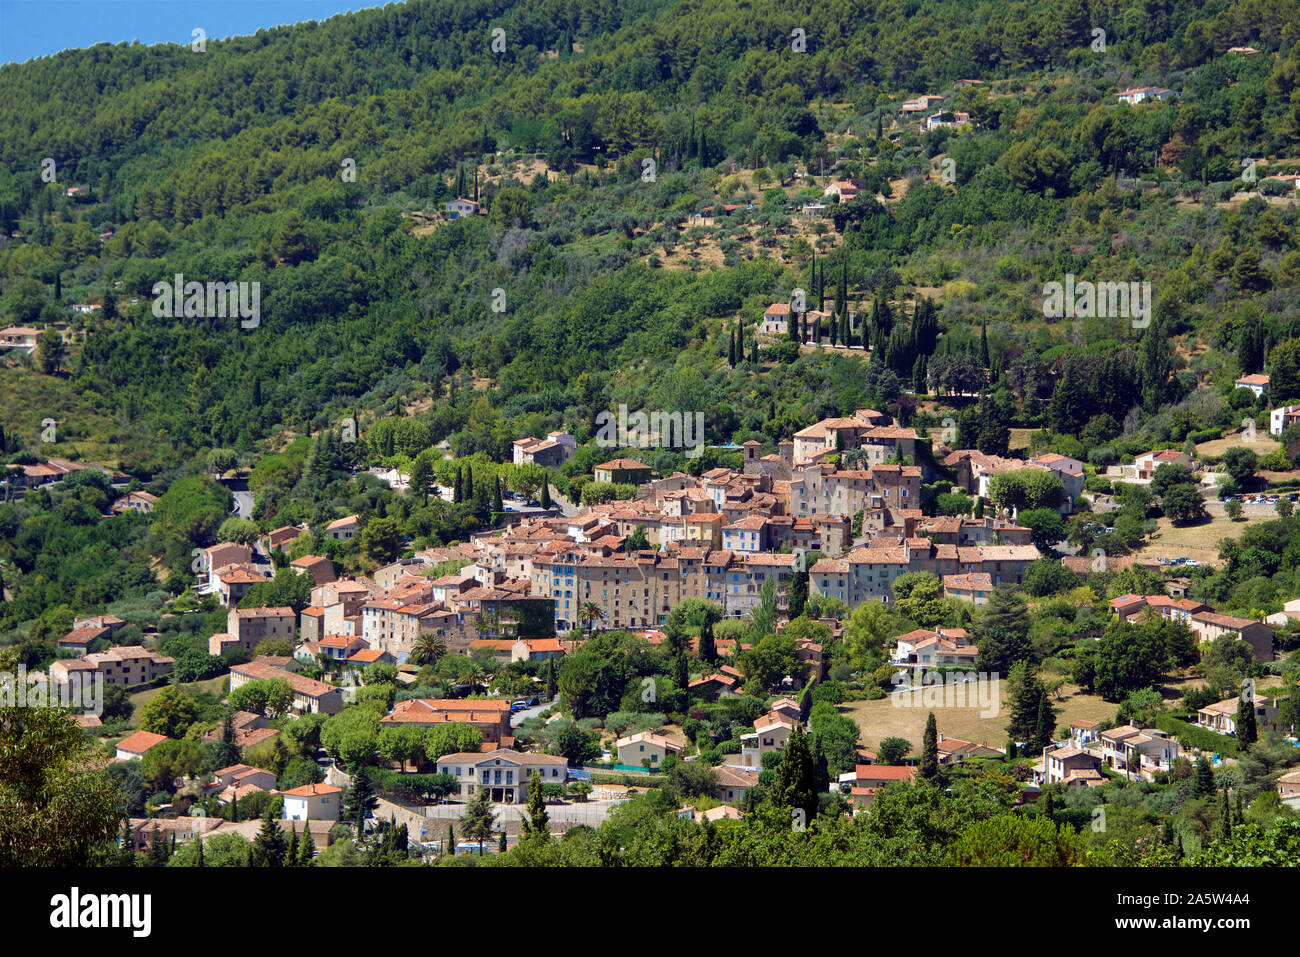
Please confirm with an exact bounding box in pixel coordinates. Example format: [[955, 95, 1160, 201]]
[[10, 391, 1299, 865], [3, 0, 1300, 874]]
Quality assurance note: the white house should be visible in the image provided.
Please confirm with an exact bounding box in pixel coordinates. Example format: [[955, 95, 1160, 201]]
[[1270, 405, 1300, 436], [1235, 373, 1269, 399], [1117, 86, 1177, 105], [281, 783, 342, 822]]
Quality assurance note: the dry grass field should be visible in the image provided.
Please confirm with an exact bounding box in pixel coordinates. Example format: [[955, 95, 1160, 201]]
[[839, 682, 1119, 753], [1132, 513, 1272, 566]]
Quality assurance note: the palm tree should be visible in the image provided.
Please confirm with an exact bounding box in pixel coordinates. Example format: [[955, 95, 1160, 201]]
[[579, 602, 604, 636], [409, 634, 446, 667]]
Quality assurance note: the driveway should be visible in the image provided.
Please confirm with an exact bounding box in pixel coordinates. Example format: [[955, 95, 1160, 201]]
[[510, 695, 560, 728]]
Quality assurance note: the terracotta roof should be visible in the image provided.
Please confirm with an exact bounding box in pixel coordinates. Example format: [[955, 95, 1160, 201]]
[[116, 730, 169, 754]]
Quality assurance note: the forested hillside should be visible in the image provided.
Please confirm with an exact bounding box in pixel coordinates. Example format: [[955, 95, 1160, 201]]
[[2, 0, 1300, 630]]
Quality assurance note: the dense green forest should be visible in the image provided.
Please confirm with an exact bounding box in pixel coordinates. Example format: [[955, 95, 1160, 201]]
[[2, 0, 1300, 637]]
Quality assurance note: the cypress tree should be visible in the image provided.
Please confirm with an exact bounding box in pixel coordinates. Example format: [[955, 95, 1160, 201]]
[[1235, 694, 1257, 747], [771, 726, 819, 825], [119, 821, 135, 866], [920, 712, 939, 779], [453, 466, 463, 503], [1235, 790, 1244, 824], [1219, 789, 1232, 840], [1192, 756, 1215, 798], [810, 733, 831, 793], [544, 656, 557, 699], [1033, 688, 1055, 752], [837, 257, 848, 318], [674, 652, 688, 689], [980, 319, 990, 368], [283, 822, 298, 867], [195, 833, 205, 867], [539, 481, 551, 510], [447, 823, 456, 855], [299, 828, 316, 865], [788, 568, 808, 619], [699, 618, 717, 662], [492, 475, 503, 514], [499, 830, 508, 853], [147, 824, 168, 867], [1005, 738, 1017, 760]]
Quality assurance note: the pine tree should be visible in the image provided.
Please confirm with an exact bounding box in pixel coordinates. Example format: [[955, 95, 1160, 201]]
[[461, 786, 497, 853], [1006, 662, 1042, 742], [345, 768, 379, 833], [920, 712, 940, 779], [251, 806, 287, 867], [521, 770, 550, 843]]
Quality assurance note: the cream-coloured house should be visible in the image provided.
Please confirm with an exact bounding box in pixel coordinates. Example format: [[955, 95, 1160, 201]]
[[615, 731, 683, 767]]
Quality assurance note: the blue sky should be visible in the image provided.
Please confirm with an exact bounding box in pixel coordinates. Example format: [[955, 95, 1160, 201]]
[[0, 1, 394, 65]]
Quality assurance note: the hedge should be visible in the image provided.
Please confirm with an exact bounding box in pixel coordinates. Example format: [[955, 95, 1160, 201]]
[[588, 772, 666, 788], [1154, 714, 1240, 757]]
